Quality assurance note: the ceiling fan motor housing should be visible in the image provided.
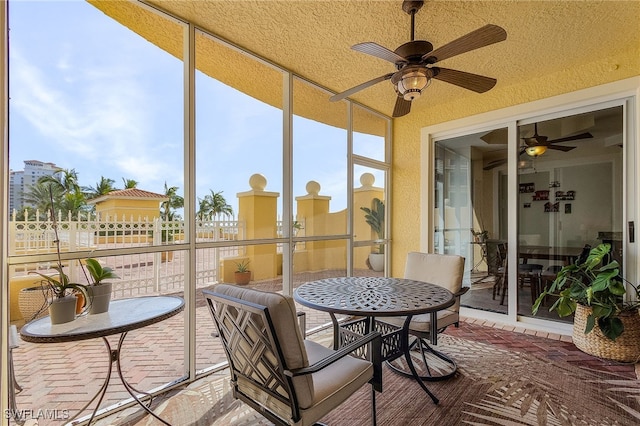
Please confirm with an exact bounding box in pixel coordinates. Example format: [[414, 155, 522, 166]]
[[394, 40, 433, 65]]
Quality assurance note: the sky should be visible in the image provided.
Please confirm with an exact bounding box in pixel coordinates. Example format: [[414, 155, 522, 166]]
[[8, 0, 386, 216]]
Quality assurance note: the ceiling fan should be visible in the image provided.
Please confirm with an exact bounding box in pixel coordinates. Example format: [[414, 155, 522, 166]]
[[520, 123, 593, 157], [482, 123, 594, 170], [329, 0, 507, 117]]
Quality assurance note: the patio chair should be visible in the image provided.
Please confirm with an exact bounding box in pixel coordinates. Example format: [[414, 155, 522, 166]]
[[204, 284, 382, 426], [380, 252, 466, 381], [486, 239, 508, 300]]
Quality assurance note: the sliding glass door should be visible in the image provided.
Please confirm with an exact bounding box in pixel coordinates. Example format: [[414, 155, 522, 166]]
[[516, 105, 624, 321], [434, 127, 509, 315], [433, 101, 633, 324]]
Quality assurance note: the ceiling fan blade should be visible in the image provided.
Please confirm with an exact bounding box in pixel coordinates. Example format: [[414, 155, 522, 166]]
[[481, 128, 508, 145], [483, 159, 507, 170], [422, 24, 507, 63], [329, 73, 394, 102], [547, 145, 576, 152], [432, 67, 497, 93], [352, 42, 407, 64], [547, 132, 593, 144], [393, 97, 412, 117]]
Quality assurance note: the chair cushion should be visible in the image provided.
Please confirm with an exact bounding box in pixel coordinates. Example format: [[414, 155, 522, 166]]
[[380, 309, 459, 333], [299, 340, 373, 422], [405, 252, 465, 311]]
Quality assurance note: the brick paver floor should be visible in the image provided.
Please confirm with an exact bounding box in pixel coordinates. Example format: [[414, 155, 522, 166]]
[[9, 275, 638, 425]]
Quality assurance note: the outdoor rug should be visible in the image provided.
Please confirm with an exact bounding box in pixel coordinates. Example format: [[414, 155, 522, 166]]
[[99, 333, 640, 426]]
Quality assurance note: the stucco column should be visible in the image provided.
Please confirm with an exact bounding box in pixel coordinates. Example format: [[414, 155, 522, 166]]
[[296, 181, 332, 271], [237, 174, 279, 280]]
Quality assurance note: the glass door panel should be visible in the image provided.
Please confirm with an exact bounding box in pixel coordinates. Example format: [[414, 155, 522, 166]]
[[434, 127, 508, 314], [517, 106, 624, 321], [354, 164, 387, 276]]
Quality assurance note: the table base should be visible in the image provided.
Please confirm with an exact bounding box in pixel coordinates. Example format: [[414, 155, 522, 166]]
[[68, 332, 170, 426], [329, 314, 444, 404], [386, 337, 458, 382]]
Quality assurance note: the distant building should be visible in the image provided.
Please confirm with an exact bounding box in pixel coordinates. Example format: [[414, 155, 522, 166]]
[[87, 188, 168, 220], [9, 160, 60, 213]]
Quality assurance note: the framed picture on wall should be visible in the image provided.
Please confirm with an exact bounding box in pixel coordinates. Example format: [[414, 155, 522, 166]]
[[519, 182, 535, 193]]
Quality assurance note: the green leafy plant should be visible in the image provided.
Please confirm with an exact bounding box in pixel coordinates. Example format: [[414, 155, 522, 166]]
[[360, 198, 385, 254], [29, 185, 89, 300], [533, 243, 639, 341], [472, 229, 488, 242], [83, 258, 119, 285], [31, 266, 88, 300], [235, 259, 250, 273]]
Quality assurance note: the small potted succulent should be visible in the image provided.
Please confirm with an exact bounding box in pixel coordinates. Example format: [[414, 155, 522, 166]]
[[234, 259, 251, 285]]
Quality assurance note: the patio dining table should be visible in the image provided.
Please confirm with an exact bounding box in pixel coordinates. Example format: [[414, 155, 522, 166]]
[[20, 295, 184, 425], [519, 245, 584, 265], [294, 276, 455, 404]]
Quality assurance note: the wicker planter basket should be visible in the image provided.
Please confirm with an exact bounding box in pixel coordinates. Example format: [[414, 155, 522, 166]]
[[18, 286, 51, 323], [573, 304, 640, 362]]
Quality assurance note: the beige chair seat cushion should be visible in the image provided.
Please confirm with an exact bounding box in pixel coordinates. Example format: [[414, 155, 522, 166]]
[[379, 309, 459, 333], [298, 340, 373, 424]]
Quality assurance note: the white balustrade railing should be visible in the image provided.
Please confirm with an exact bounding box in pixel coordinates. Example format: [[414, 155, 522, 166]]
[[9, 211, 244, 298]]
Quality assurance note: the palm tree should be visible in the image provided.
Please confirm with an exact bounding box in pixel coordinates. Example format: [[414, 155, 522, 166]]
[[196, 190, 233, 219], [122, 178, 138, 189], [23, 182, 63, 214], [204, 190, 233, 217], [196, 197, 210, 221], [85, 176, 116, 200], [161, 182, 184, 221], [40, 168, 80, 194]]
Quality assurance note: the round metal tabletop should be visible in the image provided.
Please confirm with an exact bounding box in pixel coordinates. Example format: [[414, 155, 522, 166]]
[[20, 295, 185, 344], [294, 276, 454, 317]]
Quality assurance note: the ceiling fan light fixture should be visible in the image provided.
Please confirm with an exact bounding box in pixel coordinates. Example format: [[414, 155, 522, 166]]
[[394, 68, 430, 101], [525, 145, 547, 157]]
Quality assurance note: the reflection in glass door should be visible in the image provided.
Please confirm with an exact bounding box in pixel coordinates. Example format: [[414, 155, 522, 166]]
[[517, 106, 624, 322], [434, 105, 626, 321], [434, 127, 509, 315]]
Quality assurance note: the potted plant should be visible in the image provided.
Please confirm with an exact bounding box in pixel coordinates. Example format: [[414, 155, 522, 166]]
[[471, 229, 488, 243], [83, 258, 119, 314], [31, 265, 89, 324], [29, 188, 89, 324], [234, 259, 251, 285], [360, 198, 385, 272], [533, 243, 640, 361]]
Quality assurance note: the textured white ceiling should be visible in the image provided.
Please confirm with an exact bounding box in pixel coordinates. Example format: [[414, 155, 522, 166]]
[[132, 0, 639, 118]]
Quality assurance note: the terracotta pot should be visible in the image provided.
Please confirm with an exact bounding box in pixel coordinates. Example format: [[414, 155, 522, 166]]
[[235, 271, 251, 285], [74, 292, 86, 315]]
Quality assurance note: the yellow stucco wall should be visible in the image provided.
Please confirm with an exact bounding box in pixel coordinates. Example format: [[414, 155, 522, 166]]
[[391, 47, 640, 276], [94, 197, 163, 220]]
